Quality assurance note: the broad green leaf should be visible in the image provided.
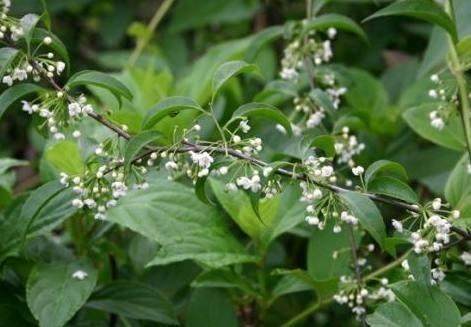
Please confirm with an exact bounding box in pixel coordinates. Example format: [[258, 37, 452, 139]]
[[0, 83, 43, 120], [445, 155, 471, 219], [271, 273, 315, 300], [210, 180, 305, 249], [364, 0, 457, 42], [367, 176, 418, 204], [339, 191, 386, 248], [303, 14, 367, 43], [245, 25, 284, 62], [106, 177, 257, 268], [66, 70, 132, 102], [231, 102, 292, 136], [0, 181, 77, 262], [211, 60, 258, 99], [124, 131, 163, 171], [87, 281, 177, 324], [0, 158, 28, 175], [403, 103, 465, 151], [186, 288, 238, 327], [367, 301, 423, 327], [391, 281, 461, 327], [20, 14, 40, 51], [192, 269, 258, 296], [44, 141, 85, 175], [142, 96, 203, 130], [0, 47, 19, 78], [440, 271, 471, 306], [307, 220, 356, 281], [26, 262, 97, 327], [253, 80, 298, 103], [365, 160, 409, 185], [310, 135, 336, 158], [407, 253, 431, 286]]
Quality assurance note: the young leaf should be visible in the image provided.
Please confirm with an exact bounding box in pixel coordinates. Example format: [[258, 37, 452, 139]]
[[339, 191, 386, 248], [391, 281, 461, 327], [303, 14, 368, 43], [124, 131, 163, 171], [0, 83, 43, 120], [142, 96, 203, 130], [365, 160, 409, 185], [0, 47, 19, 78], [244, 25, 284, 62], [44, 141, 85, 175], [66, 70, 132, 102], [364, 0, 457, 42], [26, 262, 97, 327], [20, 14, 40, 51], [366, 301, 423, 327], [309, 135, 336, 158], [211, 60, 258, 99], [367, 176, 418, 204], [231, 102, 292, 136], [403, 103, 465, 151], [87, 281, 178, 325]]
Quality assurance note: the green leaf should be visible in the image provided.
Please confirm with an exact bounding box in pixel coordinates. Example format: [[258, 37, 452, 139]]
[[367, 301, 423, 327], [245, 25, 284, 62], [106, 177, 257, 268], [456, 36, 471, 70], [0, 158, 28, 175], [367, 176, 418, 204], [87, 281, 177, 325], [192, 269, 258, 296], [365, 160, 409, 185], [391, 281, 461, 327], [44, 141, 85, 175], [66, 70, 132, 102], [407, 253, 431, 286], [211, 60, 258, 99], [445, 155, 471, 219], [0, 47, 19, 78], [231, 102, 292, 136], [440, 271, 471, 306], [309, 88, 336, 114], [364, 0, 457, 42], [26, 262, 97, 327], [307, 219, 357, 281], [403, 103, 466, 151], [303, 14, 368, 43], [339, 191, 386, 248], [210, 179, 305, 249], [20, 14, 40, 51], [142, 96, 203, 130], [124, 131, 163, 171], [0, 83, 43, 120], [186, 288, 238, 327], [310, 135, 336, 158]]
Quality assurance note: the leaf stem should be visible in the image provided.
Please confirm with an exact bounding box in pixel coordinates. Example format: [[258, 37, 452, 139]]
[[128, 0, 175, 67]]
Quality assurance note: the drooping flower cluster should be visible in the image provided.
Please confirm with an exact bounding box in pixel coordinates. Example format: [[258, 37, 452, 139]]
[[335, 127, 365, 166]]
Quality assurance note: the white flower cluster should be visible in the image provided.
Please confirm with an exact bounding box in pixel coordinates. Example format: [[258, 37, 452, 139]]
[[334, 277, 394, 320], [236, 171, 262, 193], [304, 155, 336, 182], [335, 127, 365, 166], [279, 27, 337, 81], [190, 151, 214, 177]]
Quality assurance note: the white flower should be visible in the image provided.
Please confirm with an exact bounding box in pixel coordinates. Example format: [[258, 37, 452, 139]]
[[225, 182, 237, 191], [305, 216, 320, 225], [54, 133, 65, 140], [352, 166, 364, 176], [43, 36, 52, 44], [72, 130, 81, 138], [327, 27, 337, 39], [280, 67, 298, 80], [263, 167, 273, 177], [432, 198, 441, 210], [13, 68, 27, 81], [239, 120, 251, 133], [232, 135, 241, 143], [451, 210, 460, 219], [321, 165, 333, 177], [72, 199, 83, 208], [430, 74, 439, 83], [218, 166, 228, 175], [190, 151, 214, 169], [401, 259, 410, 271], [333, 225, 341, 233], [56, 61, 66, 74], [392, 219, 403, 233], [2, 75, 13, 86], [236, 174, 261, 193], [460, 251, 471, 265], [68, 102, 82, 117], [21, 101, 33, 114], [276, 124, 287, 134], [431, 117, 445, 130], [428, 89, 438, 98], [165, 161, 178, 170], [72, 270, 88, 280]]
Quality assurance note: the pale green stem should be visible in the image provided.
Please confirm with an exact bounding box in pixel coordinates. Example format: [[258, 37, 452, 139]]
[[128, 0, 175, 67]]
